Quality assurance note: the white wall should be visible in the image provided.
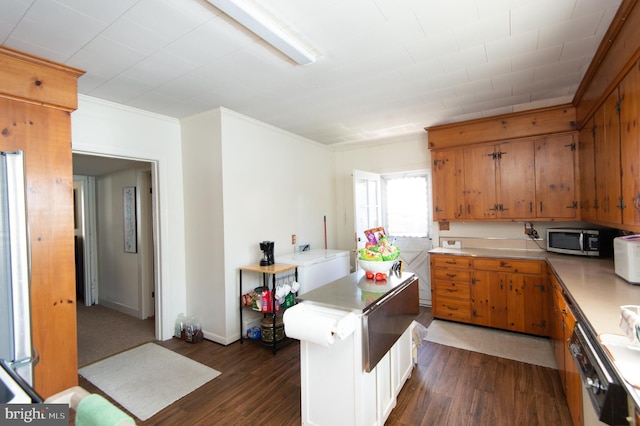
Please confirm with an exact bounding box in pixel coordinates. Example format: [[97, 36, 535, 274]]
[[181, 108, 336, 344], [95, 168, 141, 315], [71, 95, 185, 340]]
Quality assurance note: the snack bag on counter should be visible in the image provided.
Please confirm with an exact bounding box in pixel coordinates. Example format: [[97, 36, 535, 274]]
[[364, 227, 386, 245], [380, 244, 400, 261], [360, 227, 400, 261], [360, 248, 383, 261]]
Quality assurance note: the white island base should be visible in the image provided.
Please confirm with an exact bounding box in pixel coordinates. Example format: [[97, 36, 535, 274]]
[[291, 305, 414, 426]]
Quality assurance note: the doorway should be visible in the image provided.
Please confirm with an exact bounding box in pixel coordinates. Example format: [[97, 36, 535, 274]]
[[353, 169, 433, 306], [72, 153, 160, 353]]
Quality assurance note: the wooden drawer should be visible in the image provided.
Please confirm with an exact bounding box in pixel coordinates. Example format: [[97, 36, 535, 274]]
[[472, 258, 544, 275], [431, 255, 470, 269], [433, 298, 471, 322], [433, 268, 470, 282], [433, 280, 470, 299]]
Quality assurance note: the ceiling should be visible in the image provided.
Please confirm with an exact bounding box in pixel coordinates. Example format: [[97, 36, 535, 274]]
[[72, 153, 150, 176], [1, 0, 622, 147]]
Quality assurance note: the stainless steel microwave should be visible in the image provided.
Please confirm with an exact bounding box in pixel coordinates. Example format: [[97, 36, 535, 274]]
[[546, 228, 613, 257]]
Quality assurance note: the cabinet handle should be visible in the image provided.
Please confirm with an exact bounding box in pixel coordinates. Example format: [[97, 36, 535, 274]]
[[539, 201, 543, 212], [445, 305, 459, 311], [445, 288, 457, 293], [445, 260, 457, 265], [446, 273, 457, 278], [617, 197, 626, 210]]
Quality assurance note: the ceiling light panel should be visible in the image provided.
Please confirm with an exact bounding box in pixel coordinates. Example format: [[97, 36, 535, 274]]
[[206, 0, 315, 65]]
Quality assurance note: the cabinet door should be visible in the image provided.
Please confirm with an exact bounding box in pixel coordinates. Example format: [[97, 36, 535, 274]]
[[506, 274, 548, 335], [376, 352, 394, 424], [463, 145, 497, 219], [549, 273, 566, 387], [497, 139, 536, 218], [564, 309, 583, 426], [534, 134, 577, 219], [470, 270, 508, 329], [578, 118, 597, 222], [432, 149, 464, 221], [594, 90, 622, 224], [522, 275, 548, 336], [619, 60, 640, 226]]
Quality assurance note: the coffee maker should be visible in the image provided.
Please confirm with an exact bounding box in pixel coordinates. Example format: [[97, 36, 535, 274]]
[[259, 241, 275, 266]]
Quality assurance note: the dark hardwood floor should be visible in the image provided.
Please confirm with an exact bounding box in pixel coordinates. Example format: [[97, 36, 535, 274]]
[[72, 307, 573, 425]]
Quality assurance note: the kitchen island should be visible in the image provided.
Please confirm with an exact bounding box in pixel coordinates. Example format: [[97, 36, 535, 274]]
[[284, 270, 419, 426]]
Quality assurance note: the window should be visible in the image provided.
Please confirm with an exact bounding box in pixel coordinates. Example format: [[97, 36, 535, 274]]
[[382, 171, 432, 238]]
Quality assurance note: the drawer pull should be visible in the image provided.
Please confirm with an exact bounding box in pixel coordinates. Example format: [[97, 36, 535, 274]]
[[445, 288, 457, 292], [445, 306, 459, 311], [446, 273, 457, 278], [445, 260, 457, 265]]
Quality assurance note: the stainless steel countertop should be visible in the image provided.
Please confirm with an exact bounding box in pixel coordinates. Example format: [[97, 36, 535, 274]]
[[296, 270, 416, 314], [429, 246, 640, 410]]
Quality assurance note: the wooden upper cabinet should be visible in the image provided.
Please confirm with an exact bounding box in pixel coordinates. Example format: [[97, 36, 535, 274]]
[[462, 140, 535, 219], [430, 134, 575, 222], [619, 59, 640, 226], [534, 133, 578, 219], [498, 139, 536, 219], [463, 144, 498, 219], [594, 90, 622, 225], [578, 117, 597, 222], [432, 149, 464, 221]]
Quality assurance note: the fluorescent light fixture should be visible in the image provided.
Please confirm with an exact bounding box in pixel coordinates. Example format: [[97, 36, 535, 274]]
[[207, 0, 316, 65]]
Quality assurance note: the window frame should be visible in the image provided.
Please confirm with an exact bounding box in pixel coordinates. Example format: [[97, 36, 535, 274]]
[[380, 169, 432, 239]]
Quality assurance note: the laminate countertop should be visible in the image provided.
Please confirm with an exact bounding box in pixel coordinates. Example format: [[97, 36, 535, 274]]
[[430, 246, 640, 411]]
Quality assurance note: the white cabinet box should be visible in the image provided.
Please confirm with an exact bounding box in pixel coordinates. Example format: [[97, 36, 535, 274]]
[[277, 249, 350, 294]]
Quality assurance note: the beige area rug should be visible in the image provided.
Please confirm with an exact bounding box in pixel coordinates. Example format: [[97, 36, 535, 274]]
[[76, 303, 155, 367], [79, 342, 221, 421], [426, 319, 557, 369]]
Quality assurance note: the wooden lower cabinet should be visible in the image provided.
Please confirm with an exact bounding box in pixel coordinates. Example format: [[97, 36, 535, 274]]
[[431, 254, 586, 423], [431, 255, 548, 336], [550, 271, 583, 426], [430, 255, 471, 322]]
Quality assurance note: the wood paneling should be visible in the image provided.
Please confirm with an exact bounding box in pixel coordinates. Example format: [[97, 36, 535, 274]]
[[578, 117, 597, 221], [575, 0, 640, 127], [425, 105, 576, 150], [0, 47, 83, 397], [619, 59, 640, 225], [0, 98, 78, 397], [0, 46, 83, 111]]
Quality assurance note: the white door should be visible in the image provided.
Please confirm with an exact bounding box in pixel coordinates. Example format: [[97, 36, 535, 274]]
[[354, 170, 433, 305], [73, 176, 98, 306], [353, 170, 382, 254]]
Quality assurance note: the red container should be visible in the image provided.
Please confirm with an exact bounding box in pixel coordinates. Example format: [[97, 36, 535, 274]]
[[261, 288, 272, 312]]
